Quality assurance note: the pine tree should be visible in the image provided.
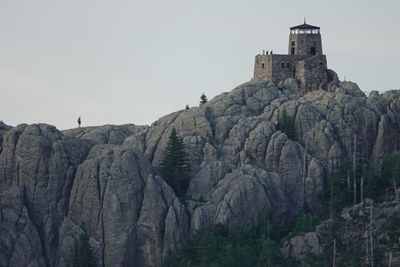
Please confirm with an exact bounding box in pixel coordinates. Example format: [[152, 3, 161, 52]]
[[74, 233, 96, 267], [160, 128, 190, 196], [278, 108, 295, 139], [200, 93, 208, 105]]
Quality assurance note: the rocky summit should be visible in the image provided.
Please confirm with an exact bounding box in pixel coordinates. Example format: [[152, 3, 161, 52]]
[[1, 78, 400, 266]]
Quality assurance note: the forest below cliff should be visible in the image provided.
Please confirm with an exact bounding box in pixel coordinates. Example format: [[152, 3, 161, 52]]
[[162, 154, 400, 266]]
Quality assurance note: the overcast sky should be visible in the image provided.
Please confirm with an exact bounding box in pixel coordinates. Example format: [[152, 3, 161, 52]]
[[1, 0, 399, 130]]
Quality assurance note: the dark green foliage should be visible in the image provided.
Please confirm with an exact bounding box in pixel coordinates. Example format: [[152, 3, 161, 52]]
[[382, 211, 400, 249], [364, 162, 378, 199], [317, 161, 354, 219], [277, 108, 295, 139], [160, 128, 191, 197], [74, 233, 96, 267], [318, 156, 400, 218], [255, 212, 280, 242], [302, 241, 329, 267], [200, 93, 208, 105], [286, 207, 319, 238], [345, 250, 365, 267], [164, 154, 400, 266], [380, 154, 400, 200], [199, 195, 205, 202], [316, 189, 330, 219], [257, 238, 286, 267], [331, 161, 353, 212], [216, 243, 257, 267], [185, 104, 190, 109], [381, 154, 400, 184], [314, 156, 400, 266], [162, 213, 298, 267]]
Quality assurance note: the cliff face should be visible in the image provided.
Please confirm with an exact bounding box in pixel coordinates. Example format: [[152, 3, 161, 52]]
[[1, 79, 400, 266]]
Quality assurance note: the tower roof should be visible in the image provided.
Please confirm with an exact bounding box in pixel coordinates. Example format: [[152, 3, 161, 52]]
[[290, 23, 320, 30]]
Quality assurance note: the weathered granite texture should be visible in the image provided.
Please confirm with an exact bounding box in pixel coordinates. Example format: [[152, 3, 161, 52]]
[[1, 78, 400, 266], [281, 199, 400, 265]]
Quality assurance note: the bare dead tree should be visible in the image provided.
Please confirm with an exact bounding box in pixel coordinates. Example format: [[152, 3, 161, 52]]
[[347, 170, 351, 191], [353, 134, 357, 206], [370, 204, 374, 267], [365, 232, 369, 265], [345, 222, 349, 252], [302, 137, 308, 205], [333, 238, 337, 267], [361, 165, 364, 203]]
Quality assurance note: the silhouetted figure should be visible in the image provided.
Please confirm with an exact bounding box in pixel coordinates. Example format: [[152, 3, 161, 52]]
[[77, 116, 81, 128]]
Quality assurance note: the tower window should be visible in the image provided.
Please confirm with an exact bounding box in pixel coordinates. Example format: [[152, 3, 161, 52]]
[[281, 62, 285, 68], [291, 41, 295, 46], [262, 63, 264, 69], [311, 47, 316, 55], [291, 47, 295, 55]]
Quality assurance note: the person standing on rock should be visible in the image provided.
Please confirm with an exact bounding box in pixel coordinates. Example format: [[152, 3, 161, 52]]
[[77, 116, 81, 128]]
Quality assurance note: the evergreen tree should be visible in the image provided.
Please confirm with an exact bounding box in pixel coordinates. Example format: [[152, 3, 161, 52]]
[[161, 213, 298, 267], [381, 154, 400, 200], [185, 104, 190, 109], [317, 161, 354, 219], [200, 93, 208, 105], [277, 108, 295, 139], [74, 233, 96, 267], [364, 161, 378, 199], [286, 207, 319, 238], [160, 128, 190, 196]]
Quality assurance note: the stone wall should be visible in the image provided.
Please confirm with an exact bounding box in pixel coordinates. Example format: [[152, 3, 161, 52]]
[[254, 54, 302, 82], [294, 55, 327, 94], [253, 54, 273, 80], [270, 55, 301, 83], [253, 54, 327, 94], [288, 33, 323, 56]]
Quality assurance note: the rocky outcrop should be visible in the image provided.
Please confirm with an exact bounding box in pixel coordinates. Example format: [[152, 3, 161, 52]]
[[67, 143, 152, 266], [1, 78, 400, 266], [0, 186, 46, 267], [282, 199, 400, 265], [281, 232, 323, 261], [136, 175, 188, 267]]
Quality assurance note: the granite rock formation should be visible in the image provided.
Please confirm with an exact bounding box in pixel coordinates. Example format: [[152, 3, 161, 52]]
[[1, 78, 400, 266], [281, 199, 400, 265]]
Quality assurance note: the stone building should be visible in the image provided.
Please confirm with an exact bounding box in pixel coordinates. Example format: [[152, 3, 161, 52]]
[[253, 21, 328, 94]]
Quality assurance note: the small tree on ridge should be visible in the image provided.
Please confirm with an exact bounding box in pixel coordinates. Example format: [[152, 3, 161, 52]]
[[200, 93, 208, 105]]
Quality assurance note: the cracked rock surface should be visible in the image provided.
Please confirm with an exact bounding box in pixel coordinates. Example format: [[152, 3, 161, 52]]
[[1, 79, 400, 266]]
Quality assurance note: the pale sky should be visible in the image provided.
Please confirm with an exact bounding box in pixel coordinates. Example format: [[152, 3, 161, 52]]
[[1, 0, 399, 130]]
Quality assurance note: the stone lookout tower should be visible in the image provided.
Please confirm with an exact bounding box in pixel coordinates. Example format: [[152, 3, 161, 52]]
[[253, 21, 328, 94]]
